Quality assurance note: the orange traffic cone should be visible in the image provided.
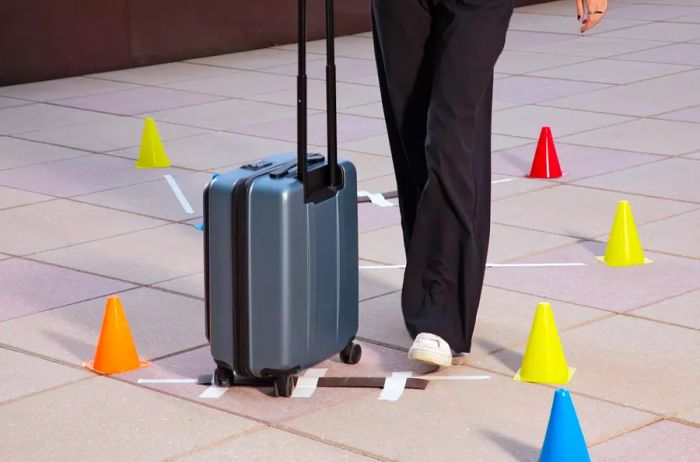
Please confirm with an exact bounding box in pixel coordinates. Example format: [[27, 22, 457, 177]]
[[529, 127, 563, 179], [83, 296, 149, 374]]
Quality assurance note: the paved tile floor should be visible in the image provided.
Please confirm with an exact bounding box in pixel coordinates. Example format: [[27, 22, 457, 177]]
[[1, 1, 699, 460]]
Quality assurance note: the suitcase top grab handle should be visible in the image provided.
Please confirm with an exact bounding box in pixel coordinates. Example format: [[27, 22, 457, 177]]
[[297, 0, 340, 203]]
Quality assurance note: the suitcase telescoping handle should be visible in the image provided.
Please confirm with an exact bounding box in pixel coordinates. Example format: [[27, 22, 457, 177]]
[[297, 0, 340, 203]]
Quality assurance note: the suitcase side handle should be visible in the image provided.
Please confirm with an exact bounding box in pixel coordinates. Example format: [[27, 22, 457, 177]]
[[297, 0, 340, 203]]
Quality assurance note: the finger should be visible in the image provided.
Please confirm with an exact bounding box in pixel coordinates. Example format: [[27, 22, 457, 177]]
[[580, 13, 603, 32], [576, 0, 585, 21]]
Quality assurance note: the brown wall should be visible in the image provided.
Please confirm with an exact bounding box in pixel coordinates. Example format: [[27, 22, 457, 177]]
[[0, 0, 550, 86]]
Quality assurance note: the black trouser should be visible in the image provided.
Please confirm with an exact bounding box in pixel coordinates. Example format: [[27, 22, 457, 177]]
[[371, 0, 513, 353]]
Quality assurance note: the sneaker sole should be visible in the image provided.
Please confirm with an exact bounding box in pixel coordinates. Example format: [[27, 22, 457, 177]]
[[408, 349, 452, 367]]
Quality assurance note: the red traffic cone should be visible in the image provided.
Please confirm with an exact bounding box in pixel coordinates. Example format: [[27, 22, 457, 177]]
[[529, 127, 563, 179]]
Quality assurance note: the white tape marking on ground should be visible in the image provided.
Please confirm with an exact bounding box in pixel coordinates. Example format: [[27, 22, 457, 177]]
[[417, 375, 490, 381], [291, 368, 328, 399], [379, 371, 413, 401], [358, 190, 395, 208], [137, 378, 198, 384], [492, 178, 517, 184], [164, 174, 195, 214], [199, 376, 228, 399], [359, 263, 585, 270]]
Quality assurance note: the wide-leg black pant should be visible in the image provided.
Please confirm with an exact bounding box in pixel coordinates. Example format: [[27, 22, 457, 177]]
[[371, 0, 513, 353]]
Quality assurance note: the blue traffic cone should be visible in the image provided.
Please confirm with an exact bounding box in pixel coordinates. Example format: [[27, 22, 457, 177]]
[[539, 389, 591, 462]]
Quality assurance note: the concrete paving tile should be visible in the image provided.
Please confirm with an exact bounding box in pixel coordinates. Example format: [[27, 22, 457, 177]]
[[544, 69, 700, 117], [504, 30, 588, 50], [590, 420, 700, 462], [283, 367, 655, 461], [491, 174, 555, 200], [359, 225, 405, 265], [358, 203, 401, 234], [0, 186, 51, 209], [685, 151, 700, 160], [521, 36, 672, 58], [0, 103, 116, 135], [18, 115, 207, 152], [494, 76, 609, 104], [54, 86, 227, 116], [343, 72, 381, 86], [560, 119, 700, 156], [249, 79, 382, 110], [670, 12, 700, 23], [599, 22, 700, 42], [0, 76, 138, 102], [509, 12, 646, 36], [518, 0, 588, 16], [476, 315, 700, 415], [495, 50, 592, 74], [605, 4, 700, 20], [231, 113, 387, 146], [493, 143, 662, 182], [638, 209, 700, 259], [338, 151, 393, 182], [147, 99, 299, 131], [493, 134, 536, 150], [359, 260, 403, 302], [358, 174, 397, 195], [0, 96, 29, 109], [490, 224, 580, 263], [263, 56, 376, 81], [120, 342, 433, 425], [484, 241, 700, 312], [341, 134, 390, 156], [0, 258, 134, 321], [359, 286, 608, 356], [492, 184, 693, 239], [529, 58, 692, 84], [75, 171, 210, 221], [0, 287, 207, 364], [35, 223, 202, 284], [111, 131, 296, 171], [279, 36, 375, 60], [678, 406, 700, 425], [0, 199, 164, 255], [153, 273, 204, 299], [0, 137, 88, 170], [187, 48, 304, 69], [631, 290, 700, 331], [164, 71, 296, 98], [180, 428, 374, 461], [493, 105, 632, 139], [0, 154, 186, 197], [339, 101, 385, 119], [658, 105, 700, 124], [0, 377, 257, 461], [0, 348, 90, 403], [89, 62, 238, 85], [617, 43, 700, 66], [575, 158, 700, 203]]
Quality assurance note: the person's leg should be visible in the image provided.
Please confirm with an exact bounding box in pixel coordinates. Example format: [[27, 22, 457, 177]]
[[370, 0, 432, 250], [402, 0, 513, 354]]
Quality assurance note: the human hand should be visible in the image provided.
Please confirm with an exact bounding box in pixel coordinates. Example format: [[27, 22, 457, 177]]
[[576, 0, 608, 33]]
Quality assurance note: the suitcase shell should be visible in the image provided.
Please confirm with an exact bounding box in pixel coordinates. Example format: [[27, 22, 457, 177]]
[[204, 153, 359, 379]]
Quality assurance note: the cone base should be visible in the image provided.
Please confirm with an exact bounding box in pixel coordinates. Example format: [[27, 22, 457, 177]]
[[83, 359, 150, 375], [595, 256, 653, 267], [134, 162, 170, 169], [514, 367, 576, 385], [526, 171, 567, 180]]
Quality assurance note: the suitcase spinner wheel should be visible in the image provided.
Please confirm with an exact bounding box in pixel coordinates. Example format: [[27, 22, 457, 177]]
[[273, 376, 295, 397], [339, 341, 362, 365], [214, 365, 235, 387]]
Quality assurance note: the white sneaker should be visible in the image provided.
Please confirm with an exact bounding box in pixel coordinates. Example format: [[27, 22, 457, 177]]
[[408, 333, 453, 367]]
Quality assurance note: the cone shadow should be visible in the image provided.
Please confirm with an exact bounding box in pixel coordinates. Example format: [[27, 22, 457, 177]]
[[475, 338, 523, 373], [481, 429, 540, 462], [43, 329, 94, 362]]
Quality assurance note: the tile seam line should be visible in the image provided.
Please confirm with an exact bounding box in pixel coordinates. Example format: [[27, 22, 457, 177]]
[[0, 81, 147, 104], [521, 62, 698, 86], [668, 416, 700, 430], [272, 426, 392, 462], [509, 40, 677, 61], [48, 95, 233, 119], [0, 373, 95, 409], [587, 417, 665, 448], [0, 153, 92, 175], [83, 67, 244, 87], [566, 182, 700, 208], [166, 426, 270, 461], [539, 98, 700, 120]]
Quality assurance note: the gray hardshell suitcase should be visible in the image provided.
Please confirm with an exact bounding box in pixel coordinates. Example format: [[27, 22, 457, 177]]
[[203, 0, 361, 397]]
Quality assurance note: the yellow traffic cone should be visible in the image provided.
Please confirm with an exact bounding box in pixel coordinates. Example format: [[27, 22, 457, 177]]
[[134, 117, 170, 168], [514, 302, 575, 385], [596, 200, 652, 267]]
